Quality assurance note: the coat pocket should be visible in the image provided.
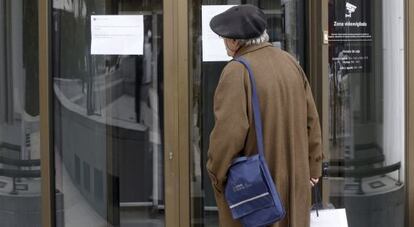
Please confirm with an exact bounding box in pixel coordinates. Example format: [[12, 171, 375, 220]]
[[206, 168, 222, 193]]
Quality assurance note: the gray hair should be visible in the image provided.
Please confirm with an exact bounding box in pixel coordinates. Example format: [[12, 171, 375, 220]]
[[237, 30, 269, 46]]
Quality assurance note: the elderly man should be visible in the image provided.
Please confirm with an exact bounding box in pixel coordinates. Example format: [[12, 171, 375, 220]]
[[206, 5, 323, 227]]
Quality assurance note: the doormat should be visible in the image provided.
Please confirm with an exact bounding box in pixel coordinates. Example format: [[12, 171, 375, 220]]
[[15, 184, 28, 191], [369, 181, 386, 189], [344, 183, 360, 191]]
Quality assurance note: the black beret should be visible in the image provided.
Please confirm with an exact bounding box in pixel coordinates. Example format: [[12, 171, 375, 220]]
[[210, 4, 267, 39]]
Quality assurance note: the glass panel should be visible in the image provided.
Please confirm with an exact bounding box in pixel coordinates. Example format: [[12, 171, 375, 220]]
[[326, 0, 405, 226], [189, 1, 306, 226], [52, 1, 165, 226], [0, 0, 42, 226]]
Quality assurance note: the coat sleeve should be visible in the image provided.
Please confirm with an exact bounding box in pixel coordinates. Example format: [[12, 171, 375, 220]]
[[305, 78, 324, 178], [206, 61, 249, 194]]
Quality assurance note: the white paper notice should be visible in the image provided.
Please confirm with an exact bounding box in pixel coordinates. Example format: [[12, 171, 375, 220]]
[[202, 5, 236, 62], [91, 15, 144, 55]]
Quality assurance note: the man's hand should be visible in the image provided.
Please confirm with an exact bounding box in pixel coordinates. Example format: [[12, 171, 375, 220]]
[[310, 178, 319, 187]]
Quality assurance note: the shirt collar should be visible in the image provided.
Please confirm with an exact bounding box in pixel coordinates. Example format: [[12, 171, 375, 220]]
[[233, 42, 272, 58]]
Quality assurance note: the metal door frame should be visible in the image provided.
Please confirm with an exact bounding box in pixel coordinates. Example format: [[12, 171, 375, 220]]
[[164, 0, 191, 226], [39, 0, 54, 226], [405, 0, 414, 226], [307, 0, 330, 206]]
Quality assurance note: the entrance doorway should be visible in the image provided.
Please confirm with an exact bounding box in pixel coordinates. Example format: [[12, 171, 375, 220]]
[[52, 1, 165, 226], [188, 1, 307, 226]]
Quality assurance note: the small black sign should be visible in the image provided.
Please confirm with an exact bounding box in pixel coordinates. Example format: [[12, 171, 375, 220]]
[[329, 0, 372, 42], [328, 0, 372, 73]]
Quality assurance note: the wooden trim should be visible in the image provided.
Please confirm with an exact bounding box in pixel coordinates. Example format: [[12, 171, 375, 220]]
[[308, 0, 329, 206], [177, 0, 191, 226], [164, 1, 191, 226], [39, 0, 54, 227], [321, 0, 329, 169], [164, 0, 180, 226], [405, 0, 414, 225]]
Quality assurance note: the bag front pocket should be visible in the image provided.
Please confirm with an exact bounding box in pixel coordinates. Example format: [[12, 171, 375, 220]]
[[225, 154, 274, 219]]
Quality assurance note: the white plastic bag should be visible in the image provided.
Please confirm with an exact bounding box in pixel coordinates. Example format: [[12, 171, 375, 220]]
[[310, 208, 348, 227]]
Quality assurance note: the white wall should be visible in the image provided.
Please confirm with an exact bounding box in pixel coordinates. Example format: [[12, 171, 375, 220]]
[[382, 0, 405, 180]]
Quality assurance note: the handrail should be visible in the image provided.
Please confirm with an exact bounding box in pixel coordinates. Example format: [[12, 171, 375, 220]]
[[0, 142, 20, 151], [326, 162, 401, 178], [0, 157, 41, 167], [0, 168, 41, 178], [329, 155, 384, 167]]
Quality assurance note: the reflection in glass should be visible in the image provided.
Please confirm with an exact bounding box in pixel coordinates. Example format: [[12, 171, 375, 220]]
[[52, 1, 164, 226], [189, 1, 306, 226], [0, 0, 42, 226], [326, 0, 405, 226]]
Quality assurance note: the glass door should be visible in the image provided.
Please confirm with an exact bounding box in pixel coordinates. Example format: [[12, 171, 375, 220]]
[[324, 0, 405, 226], [52, 1, 165, 226], [189, 1, 307, 226]]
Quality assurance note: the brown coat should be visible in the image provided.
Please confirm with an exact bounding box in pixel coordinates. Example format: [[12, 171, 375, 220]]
[[206, 43, 323, 227]]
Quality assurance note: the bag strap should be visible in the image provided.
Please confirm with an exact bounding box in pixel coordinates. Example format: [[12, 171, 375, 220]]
[[234, 57, 265, 159], [235, 58, 286, 216], [313, 184, 320, 217]]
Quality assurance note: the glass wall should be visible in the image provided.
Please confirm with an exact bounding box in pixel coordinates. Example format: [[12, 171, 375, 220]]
[[0, 0, 42, 226], [52, 1, 165, 226], [326, 0, 405, 226], [189, 1, 306, 226]]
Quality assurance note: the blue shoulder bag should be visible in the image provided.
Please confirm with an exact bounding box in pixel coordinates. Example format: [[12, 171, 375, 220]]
[[224, 57, 286, 227]]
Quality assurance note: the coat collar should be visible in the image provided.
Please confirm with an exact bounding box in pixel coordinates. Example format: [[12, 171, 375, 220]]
[[233, 42, 272, 58]]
